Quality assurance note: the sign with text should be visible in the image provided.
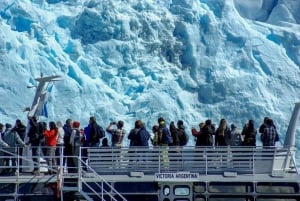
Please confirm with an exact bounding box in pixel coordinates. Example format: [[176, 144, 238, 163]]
[[155, 172, 200, 182]]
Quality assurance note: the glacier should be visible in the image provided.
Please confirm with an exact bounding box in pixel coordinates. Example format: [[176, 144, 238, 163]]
[[0, 0, 300, 161]]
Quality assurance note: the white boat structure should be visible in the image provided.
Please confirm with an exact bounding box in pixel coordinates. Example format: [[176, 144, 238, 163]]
[[0, 76, 299, 201]]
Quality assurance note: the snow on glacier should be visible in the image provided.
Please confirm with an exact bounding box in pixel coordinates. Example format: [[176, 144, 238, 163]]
[[0, 0, 300, 161]]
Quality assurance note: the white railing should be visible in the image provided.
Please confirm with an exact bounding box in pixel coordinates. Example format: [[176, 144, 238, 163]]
[[0, 146, 297, 176], [85, 146, 298, 176]]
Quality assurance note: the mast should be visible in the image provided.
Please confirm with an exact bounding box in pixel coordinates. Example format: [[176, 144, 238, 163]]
[[27, 75, 61, 118], [284, 102, 300, 147]]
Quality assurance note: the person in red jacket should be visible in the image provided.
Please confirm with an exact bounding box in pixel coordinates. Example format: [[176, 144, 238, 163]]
[[191, 122, 206, 146], [44, 121, 58, 174]]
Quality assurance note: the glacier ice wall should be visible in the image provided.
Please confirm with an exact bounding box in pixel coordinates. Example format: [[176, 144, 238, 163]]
[[0, 0, 299, 154]]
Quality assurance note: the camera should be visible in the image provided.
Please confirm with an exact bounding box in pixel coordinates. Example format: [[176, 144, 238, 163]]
[[111, 122, 117, 125]]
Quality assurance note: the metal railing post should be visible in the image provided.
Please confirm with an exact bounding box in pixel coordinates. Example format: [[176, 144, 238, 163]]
[[78, 147, 82, 191]]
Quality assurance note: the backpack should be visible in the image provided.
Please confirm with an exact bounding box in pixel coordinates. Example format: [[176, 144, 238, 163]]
[[158, 127, 173, 145], [91, 124, 105, 145], [70, 129, 81, 147], [177, 128, 189, 146], [230, 130, 242, 146], [96, 124, 105, 139]]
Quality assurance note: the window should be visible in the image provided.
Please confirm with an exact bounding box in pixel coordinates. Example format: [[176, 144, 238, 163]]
[[174, 185, 190, 196]]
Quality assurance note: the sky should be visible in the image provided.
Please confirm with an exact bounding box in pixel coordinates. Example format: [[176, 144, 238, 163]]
[[0, 0, 300, 160]]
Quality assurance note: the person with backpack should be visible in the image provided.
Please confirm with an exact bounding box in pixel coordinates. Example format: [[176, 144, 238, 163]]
[[169, 121, 179, 146], [128, 120, 142, 164], [106, 121, 125, 148], [157, 117, 173, 146], [38, 121, 47, 157], [169, 120, 189, 146], [128, 120, 143, 147], [128, 120, 150, 166], [261, 118, 279, 147], [89, 116, 105, 147], [27, 116, 43, 175], [157, 117, 172, 169], [69, 121, 83, 172]]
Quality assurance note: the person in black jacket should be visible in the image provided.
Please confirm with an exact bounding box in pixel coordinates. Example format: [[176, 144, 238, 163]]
[[89, 116, 105, 147], [242, 120, 257, 146], [27, 116, 41, 174], [63, 118, 73, 173], [215, 119, 231, 146]]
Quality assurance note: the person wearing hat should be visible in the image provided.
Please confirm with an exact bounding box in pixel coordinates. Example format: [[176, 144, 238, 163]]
[[157, 117, 173, 146]]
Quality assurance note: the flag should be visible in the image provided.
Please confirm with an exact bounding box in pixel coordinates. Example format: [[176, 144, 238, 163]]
[[32, 84, 53, 118], [40, 84, 53, 118]]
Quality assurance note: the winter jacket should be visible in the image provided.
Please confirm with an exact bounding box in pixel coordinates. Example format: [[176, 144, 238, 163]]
[[138, 127, 150, 146], [28, 119, 40, 145], [44, 129, 58, 147], [2, 128, 26, 153], [56, 126, 65, 145], [128, 128, 141, 147]]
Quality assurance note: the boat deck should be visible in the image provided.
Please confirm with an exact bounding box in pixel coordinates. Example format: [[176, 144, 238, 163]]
[[0, 146, 299, 201]]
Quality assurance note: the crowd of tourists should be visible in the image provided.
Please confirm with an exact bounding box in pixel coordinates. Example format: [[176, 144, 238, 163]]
[[0, 116, 279, 175]]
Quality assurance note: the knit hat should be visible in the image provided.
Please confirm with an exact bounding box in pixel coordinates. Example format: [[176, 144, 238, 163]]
[[158, 117, 165, 125], [73, 121, 80, 128]]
